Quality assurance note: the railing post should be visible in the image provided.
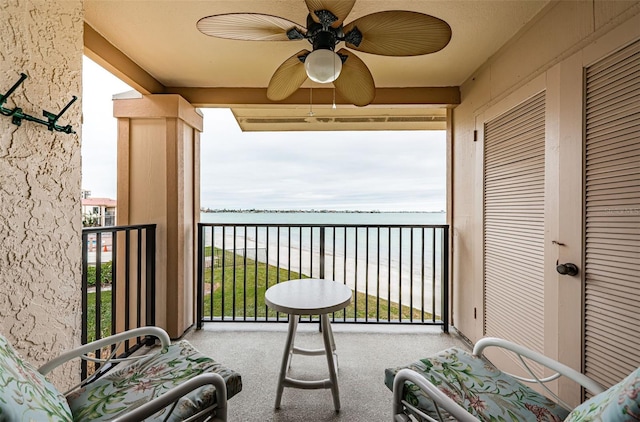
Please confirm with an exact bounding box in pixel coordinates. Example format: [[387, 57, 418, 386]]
[[111, 231, 118, 337], [196, 223, 204, 329], [124, 230, 131, 335], [136, 230, 142, 330], [95, 232, 102, 362], [81, 231, 89, 379], [320, 226, 326, 332], [145, 226, 156, 328], [319, 226, 325, 279], [441, 226, 450, 333]]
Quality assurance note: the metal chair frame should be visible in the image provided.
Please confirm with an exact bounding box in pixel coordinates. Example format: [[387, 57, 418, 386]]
[[39, 326, 230, 422], [392, 337, 606, 422]]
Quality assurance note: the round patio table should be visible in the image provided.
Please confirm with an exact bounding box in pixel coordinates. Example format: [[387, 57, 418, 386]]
[[264, 278, 352, 412]]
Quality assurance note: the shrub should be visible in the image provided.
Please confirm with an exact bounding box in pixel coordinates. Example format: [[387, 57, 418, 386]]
[[86, 261, 113, 287]]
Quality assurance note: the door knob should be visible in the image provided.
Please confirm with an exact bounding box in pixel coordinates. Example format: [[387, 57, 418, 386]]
[[556, 263, 579, 276]]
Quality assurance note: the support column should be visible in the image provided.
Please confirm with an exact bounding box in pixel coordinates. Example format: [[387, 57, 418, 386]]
[[114, 94, 202, 338]]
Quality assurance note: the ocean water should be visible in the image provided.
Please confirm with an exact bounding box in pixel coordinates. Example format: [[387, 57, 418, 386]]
[[200, 211, 446, 226], [199, 211, 446, 274], [199, 212, 447, 270]]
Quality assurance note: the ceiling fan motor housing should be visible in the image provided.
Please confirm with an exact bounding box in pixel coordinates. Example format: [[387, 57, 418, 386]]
[[306, 12, 341, 51], [312, 30, 338, 51]]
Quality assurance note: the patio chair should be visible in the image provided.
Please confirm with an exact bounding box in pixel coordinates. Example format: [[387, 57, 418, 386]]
[[0, 326, 242, 421], [385, 336, 640, 421]]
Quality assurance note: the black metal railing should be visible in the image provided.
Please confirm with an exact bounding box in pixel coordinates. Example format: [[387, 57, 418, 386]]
[[197, 223, 449, 331], [81, 224, 156, 377]]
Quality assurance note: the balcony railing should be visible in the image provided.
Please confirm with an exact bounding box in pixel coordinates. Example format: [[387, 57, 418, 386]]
[[196, 223, 449, 331], [81, 224, 157, 377]]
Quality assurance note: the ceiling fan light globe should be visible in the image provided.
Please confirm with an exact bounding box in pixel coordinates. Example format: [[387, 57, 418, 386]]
[[304, 49, 342, 83]]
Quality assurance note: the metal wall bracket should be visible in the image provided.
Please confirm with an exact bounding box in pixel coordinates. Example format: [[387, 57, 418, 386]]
[[1, 72, 77, 134]]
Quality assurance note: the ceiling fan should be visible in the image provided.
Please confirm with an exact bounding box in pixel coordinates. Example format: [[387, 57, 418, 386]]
[[196, 0, 452, 107]]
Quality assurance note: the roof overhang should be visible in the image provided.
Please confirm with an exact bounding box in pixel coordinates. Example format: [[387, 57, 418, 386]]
[[83, 0, 551, 131]]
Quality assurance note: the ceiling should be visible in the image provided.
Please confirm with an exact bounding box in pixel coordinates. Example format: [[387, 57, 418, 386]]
[[84, 0, 551, 131]]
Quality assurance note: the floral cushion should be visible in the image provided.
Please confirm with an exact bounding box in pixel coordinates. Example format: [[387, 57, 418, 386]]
[[0, 334, 73, 421], [385, 347, 570, 422], [565, 367, 640, 421], [67, 340, 242, 422]]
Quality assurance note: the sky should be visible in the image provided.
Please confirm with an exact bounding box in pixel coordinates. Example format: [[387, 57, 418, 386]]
[[82, 56, 446, 212]]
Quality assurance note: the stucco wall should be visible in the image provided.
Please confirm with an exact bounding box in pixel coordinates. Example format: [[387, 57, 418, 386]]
[[0, 0, 83, 386], [451, 0, 640, 344]]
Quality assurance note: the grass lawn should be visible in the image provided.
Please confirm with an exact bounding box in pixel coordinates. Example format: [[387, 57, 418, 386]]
[[201, 247, 432, 322], [86, 290, 113, 343], [86, 248, 434, 339]]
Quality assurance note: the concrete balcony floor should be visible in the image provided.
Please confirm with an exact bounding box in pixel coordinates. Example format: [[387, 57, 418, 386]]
[[184, 323, 469, 422]]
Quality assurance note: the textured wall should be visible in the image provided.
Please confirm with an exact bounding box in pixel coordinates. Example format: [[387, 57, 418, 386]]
[[0, 0, 83, 386]]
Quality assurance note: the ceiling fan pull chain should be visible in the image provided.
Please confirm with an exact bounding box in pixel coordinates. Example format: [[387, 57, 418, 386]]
[[308, 87, 314, 116], [332, 53, 337, 109], [332, 88, 337, 110]]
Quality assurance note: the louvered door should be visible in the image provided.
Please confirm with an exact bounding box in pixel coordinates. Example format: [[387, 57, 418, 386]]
[[584, 39, 640, 389], [483, 92, 546, 367]]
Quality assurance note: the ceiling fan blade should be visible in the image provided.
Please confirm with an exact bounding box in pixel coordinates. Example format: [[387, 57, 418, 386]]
[[343, 11, 452, 56], [333, 49, 375, 107], [267, 50, 310, 101], [305, 0, 355, 27], [197, 13, 306, 41]]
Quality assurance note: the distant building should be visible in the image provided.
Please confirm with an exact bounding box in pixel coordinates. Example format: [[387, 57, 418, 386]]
[[82, 196, 117, 227]]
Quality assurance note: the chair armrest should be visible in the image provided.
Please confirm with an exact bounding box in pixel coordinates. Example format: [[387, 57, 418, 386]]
[[472, 337, 605, 396], [111, 373, 228, 422], [393, 368, 479, 422], [38, 326, 171, 375]]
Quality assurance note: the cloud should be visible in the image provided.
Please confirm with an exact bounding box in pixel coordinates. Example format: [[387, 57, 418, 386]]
[[81, 57, 132, 198], [82, 62, 447, 211], [200, 109, 446, 211]]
